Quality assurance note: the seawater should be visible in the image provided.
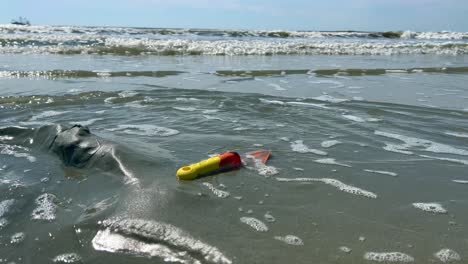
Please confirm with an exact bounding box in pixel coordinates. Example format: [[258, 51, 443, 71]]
[[1, 25, 468, 264]]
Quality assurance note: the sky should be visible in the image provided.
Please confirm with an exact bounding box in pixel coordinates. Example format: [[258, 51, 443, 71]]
[[2, 0, 468, 31]]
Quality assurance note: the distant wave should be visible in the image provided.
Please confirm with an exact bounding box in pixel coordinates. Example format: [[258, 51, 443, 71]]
[[1, 24, 468, 40]]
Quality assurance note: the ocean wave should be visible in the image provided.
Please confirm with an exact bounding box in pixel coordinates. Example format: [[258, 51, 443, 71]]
[[1, 25, 468, 40], [2, 66, 467, 80], [1, 32, 468, 55]]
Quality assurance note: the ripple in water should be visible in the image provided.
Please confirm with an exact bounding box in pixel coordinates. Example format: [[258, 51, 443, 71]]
[[276, 177, 377, 198], [108, 124, 179, 137], [291, 140, 327, 155]]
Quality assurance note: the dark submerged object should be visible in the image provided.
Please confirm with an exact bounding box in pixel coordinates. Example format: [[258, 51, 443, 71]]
[[11, 16, 31, 26]]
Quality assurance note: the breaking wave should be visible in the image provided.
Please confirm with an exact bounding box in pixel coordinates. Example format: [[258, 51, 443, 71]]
[[1, 25, 468, 56]]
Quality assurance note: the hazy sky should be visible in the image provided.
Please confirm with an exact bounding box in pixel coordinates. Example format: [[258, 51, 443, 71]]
[[3, 0, 468, 31]]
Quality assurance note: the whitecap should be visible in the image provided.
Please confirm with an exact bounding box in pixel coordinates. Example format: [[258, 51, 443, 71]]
[[420, 155, 468, 165], [412, 202, 447, 214], [343, 114, 382, 122], [434, 248, 461, 262], [452, 179, 468, 184], [259, 98, 285, 105], [173, 107, 197, 111], [321, 140, 341, 148], [444, 131, 468, 138], [364, 252, 414, 262], [240, 217, 268, 232], [52, 253, 82, 263], [276, 177, 377, 198], [364, 169, 398, 177], [274, 235, 303, 245]]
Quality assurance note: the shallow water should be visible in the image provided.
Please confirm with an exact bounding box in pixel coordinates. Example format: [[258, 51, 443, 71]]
[[1, 25, 468, 264]]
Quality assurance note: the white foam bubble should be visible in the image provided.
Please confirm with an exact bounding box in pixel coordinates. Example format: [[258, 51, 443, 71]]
[[0, 135, 14, 141], [31, 193, 57, 221], [364, 169, 398, 177], [434, 248, 461, 263], [264, 212, 276, 222], [321, 140, 341, 148], [313, 95, 349, 103], [286, 101, 329, 109], [412, 202, 447, 214], [259, 98, 285, 105], [276, 177, 377, 198], [240, 217, 268, 232], [109, 124, 179, 137], [202, 183, 230, 198], [10, 232, 25, 244], [342, 115, 365, 122], [95, 218, 232, 264], [364, 252, 414, 262], [31, 110, 69, 121], [314, 158, 351, 167], [51, 253, 82, 263], [175, 97, 200, 102], [118, 90, 138, 98], [420, 155, 468, 165], [343, 115, 379, 123], [244, 155, 278, 177], [291, 140, 327, 155], [339, 246, 352, 253], [274, 235, 304, 246], [375, 131, 468, 156]]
